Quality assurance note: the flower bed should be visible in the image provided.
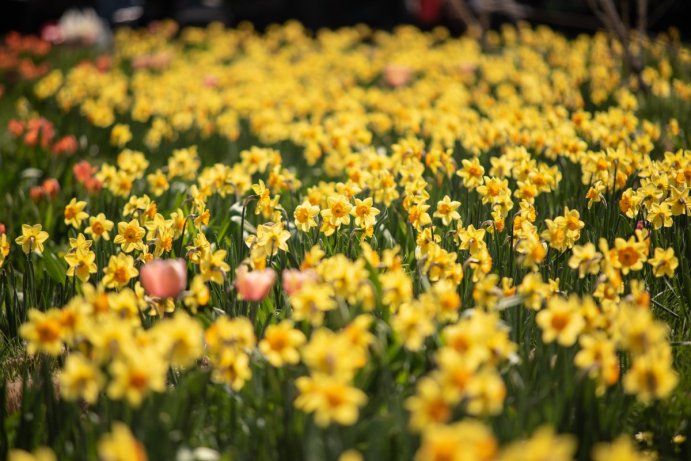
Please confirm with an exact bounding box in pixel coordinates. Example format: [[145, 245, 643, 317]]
[[0, 20, 690, 461]]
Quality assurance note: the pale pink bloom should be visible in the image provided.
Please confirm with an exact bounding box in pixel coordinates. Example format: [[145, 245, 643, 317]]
[[457, 62, 477, 75], [384, 64, 412, 88], [41, 24, 63, 44], [133, 52, 171, 70], [132, 55, 151, 70], [235, 266, 276, 302], [140, 259, 187, 298], [281, 269, 318, 296], [203, 75, 219, 88]]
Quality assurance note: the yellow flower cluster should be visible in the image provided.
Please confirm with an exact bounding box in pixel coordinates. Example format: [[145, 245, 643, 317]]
[[295, 315, 373, 427], [405, 310, 516, 433], [20, 292, 203, 406]]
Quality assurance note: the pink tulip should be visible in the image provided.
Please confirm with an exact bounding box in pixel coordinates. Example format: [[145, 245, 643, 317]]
[[384, 64, 413, 88], [140, 259, 187, 298], [203, 74, 219, 88], [41, 24, 62, 44], [457, 62, 477, 75], [235, 266, 276, 302], [281, 269, 318, 296]]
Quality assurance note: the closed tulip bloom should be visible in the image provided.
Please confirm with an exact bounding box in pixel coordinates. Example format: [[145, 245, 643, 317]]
[[384, 64, 412, 88], [282, 268, 318, 296], [42, 178, 60, 199], [235, 266, 276, 302], [140, 258, 187, 298]]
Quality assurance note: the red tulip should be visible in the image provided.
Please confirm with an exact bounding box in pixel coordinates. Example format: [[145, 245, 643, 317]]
[[140, 259, 187, 299], [235, 266, 276, 302], [281, 269, 318, 296]]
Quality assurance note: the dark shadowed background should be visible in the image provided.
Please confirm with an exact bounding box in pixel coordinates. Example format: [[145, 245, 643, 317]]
[[1, 0, 690, 38]]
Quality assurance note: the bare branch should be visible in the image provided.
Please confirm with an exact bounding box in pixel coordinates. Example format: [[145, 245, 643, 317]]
[[586, 0, 647, 88], [637, 0, 647, 37], [447, 0, 483, 38]]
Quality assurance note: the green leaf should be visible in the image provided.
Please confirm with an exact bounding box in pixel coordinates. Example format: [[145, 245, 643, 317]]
[[42, 251, 66, 284]]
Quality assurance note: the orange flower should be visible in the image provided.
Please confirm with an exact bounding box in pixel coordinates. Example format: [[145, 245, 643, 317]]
[[29, 185, 45, 203], [8, 119, 24, 137], [24, 117, 54, 148], [96, 55, 112, 72], [51, 135, 78, 156], [42, 178, 60, 199], [73, 160, 97, 183]]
